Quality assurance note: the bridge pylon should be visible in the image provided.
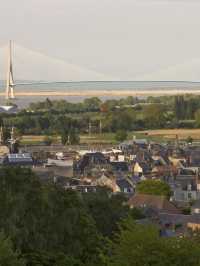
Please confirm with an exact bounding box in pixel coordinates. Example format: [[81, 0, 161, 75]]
[[5, 41, 15, 100]]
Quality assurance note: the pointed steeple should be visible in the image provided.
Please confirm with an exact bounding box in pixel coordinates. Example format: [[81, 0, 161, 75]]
[[10, 126, 15, 142], [9, 126, 16, 153]]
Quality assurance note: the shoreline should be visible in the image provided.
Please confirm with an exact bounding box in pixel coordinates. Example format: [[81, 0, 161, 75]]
[[1, 89, 200, 97]]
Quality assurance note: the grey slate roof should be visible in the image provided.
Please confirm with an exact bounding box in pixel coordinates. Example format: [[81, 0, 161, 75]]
[[4, 153, 33, 165]]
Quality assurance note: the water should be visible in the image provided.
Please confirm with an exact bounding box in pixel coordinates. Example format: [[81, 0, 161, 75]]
[[0, 80, 200, 108], [1, 80, 200, 92]]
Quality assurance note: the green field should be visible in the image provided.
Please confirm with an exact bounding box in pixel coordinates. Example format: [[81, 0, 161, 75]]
[[20, 131, 164, 146]]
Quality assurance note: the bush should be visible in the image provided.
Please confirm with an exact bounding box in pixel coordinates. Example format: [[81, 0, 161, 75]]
[[136, 180, 171, 199], [115, 130, 127, 142]]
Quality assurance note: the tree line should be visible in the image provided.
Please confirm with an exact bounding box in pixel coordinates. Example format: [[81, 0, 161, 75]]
[[1, 95, 200, 140], [1, 167, 200, 265]]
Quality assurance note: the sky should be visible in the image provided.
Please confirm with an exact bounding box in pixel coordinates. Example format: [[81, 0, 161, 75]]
[[0, 0, 200, 81]]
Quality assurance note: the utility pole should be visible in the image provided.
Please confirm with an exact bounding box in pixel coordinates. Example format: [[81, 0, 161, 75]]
[[175, 134, 179, 148], [99, 120, 102, 135], [89, 121, 92, 136]]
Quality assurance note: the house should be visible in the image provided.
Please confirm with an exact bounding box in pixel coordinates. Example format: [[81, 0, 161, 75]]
[[39, 158, 74, 178], [33, 165, 74, 182], [119, 140, 134, 153], [0, 145, 9, 157], [158, 213, 197, 236], [110, 161, 129, 172], [187, 215, 200, 231], [171, 147, 185, 159], [152, 155, 168, 166], [156, 212, 200, 235], [129, 175, 142, 186], [3, 153, 33, 166], [133, 161, 151, 177], [188, 149, 200, 167], [76, 152, 110, 174], [151, 165, 175, 178], [133, 139, 148, 149], [173, 184, 200, 203], [150, 143, 168, 157], [92, 173, 120, 193], [116, 178, 134, 194], [46, 158, 73, 167], [172, 171, 200, 202], [136, 150, 152, 164], [128, 194, 181, 214], [191, 199, 200, 214], [169, 157, 186, 168]]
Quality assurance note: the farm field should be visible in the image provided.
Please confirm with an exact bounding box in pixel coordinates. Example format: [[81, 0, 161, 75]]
[[20, 129, 200, 146], [20, 133, 118, 145], [140, 129, 200, 140]]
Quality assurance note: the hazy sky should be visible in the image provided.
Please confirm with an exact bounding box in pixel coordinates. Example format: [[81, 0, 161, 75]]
[[0, 0, 200, 81]]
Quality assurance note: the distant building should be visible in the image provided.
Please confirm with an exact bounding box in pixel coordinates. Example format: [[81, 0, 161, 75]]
[[191, 199, 200, 214], [3, 153, 33, 166], [0, 146, 9, 157], [133, 161, 151, 177], [92, 173, 120, 193], [116, 178, 134, 194], [46, 158, 73, 167], [0, 105, 18, 113], [128, 194, 181, 214], [76, 152, 110, 175]]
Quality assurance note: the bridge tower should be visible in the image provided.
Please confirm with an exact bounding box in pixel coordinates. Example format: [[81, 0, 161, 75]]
[[5, 41, 15, 100]]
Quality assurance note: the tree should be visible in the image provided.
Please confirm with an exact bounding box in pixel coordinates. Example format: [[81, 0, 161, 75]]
[[195, 109, 200, 127], [61, 129, 80, 145], [12, 140, 20, 154], [61, 132, 69, 145], [2, 127, 11, 145], [115, 130, 127, 142], [69, 129, 80, 145], [44, 98, 53, 109], [106, 218, 167, 266], [143, 104, 166, 128], [24, 251, 82, 266], [102, 109, 136, 133], [123, 96, 138, 105], [36, 116, 51, 132], [0, 232, 25, 266], [186, 136, 193, 144], [105, 217, 200, 266], [0, 167, 102, 265], [136, 179, 171, 199], [83, 189, 142, 238], [100, 103, 108, 113], [103, 99, 119, 111], [174, 95, 187, 120], [83, 97, 102, 111]]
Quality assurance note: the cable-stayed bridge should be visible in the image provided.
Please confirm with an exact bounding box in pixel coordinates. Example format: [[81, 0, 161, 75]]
[[1, 41, 200, 101], [1, 41, 117, 100]]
